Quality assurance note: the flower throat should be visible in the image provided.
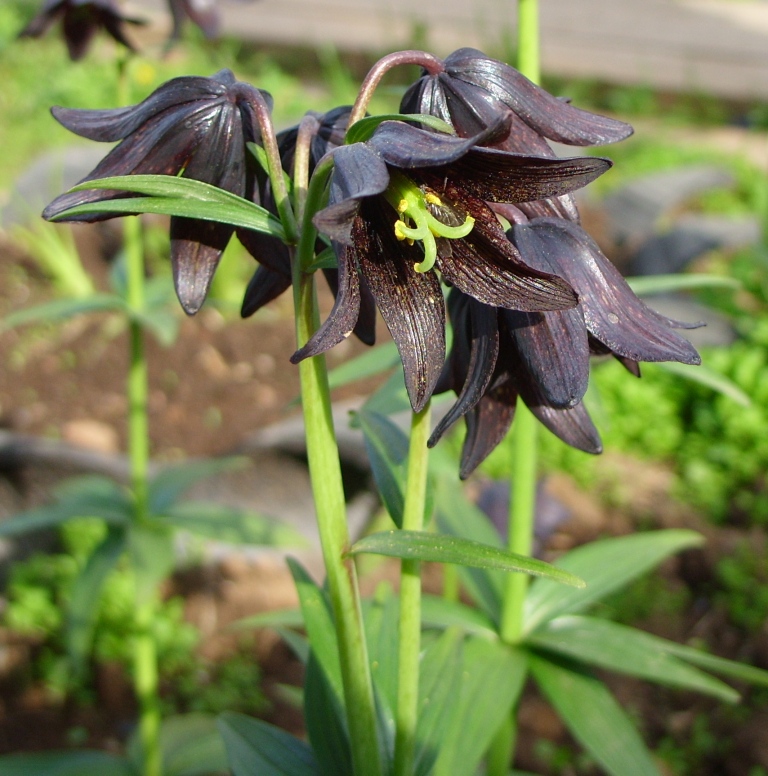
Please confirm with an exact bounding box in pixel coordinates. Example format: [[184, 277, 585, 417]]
[[383, 170, 475, 273]]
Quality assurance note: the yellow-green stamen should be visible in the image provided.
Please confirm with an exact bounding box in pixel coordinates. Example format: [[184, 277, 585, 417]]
[[383, 170, 474, 273]]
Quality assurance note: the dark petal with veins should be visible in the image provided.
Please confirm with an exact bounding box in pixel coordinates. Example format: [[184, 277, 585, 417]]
[[429, 297, 499, 446], [460, 380, 517, 479], [291, 239, 362, 363], [504, 307, 590, 408], [527, 401, 603, 454], [444, 48, 633, 146], [521, 219, 701, 365], [354, 199, 445, 412], [426, 185, 576, 311], [241, 264, 291, 318]]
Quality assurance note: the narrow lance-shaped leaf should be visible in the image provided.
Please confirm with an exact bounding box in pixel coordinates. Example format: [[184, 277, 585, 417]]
[[67, 527, 127, 674], [49, 175, 285, 240], [530, 654, 661, 776], [2, 294, 127, 330], [524, 530, 703, 634], [218, 712, 319, 776], [529, 615, 739, 703], [0, 751, 136, 776], [349, 531, 584, 587], [654, 361, 751, 407]]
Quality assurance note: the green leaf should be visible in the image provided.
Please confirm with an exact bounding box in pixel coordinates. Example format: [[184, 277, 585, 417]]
[[433, 641, 528, 776], [126, 713, 227, 776], [0, 476, 131, 537], [128, 523, 175, 604], [414, 629, 465, 776], [361, 368, 412, 418], [349, 531, 584, 587], [0, 751, 135, 776], [231, 608, 304, 632], [2, 294, 126, 330], [433, 478, 505, 622], [530, 654, 661, 776], [67, 527, 127, 674], [304, 654, 353, 776], [148, 458, 249, 513], [654, 361, 751, 407], [356, 410, 409, 528], [626, 273, 741, 295], [346, 114, 455, 145], [363, 583, 400, 715], [420, 595, 497, 639], [327, 342, 399, 390], [306, 246, 338, 272], [286, 559, 343, 701], [218, 712, 319, 776], [130, 306, 180, 347], [162, 502, 306, 547], [524, 530, 704, 634], [530, 615, 739, 702], [54, 175, 285, 240]]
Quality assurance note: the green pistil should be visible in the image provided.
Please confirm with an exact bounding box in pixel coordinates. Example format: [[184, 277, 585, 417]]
[[384, 171, 474, 273]]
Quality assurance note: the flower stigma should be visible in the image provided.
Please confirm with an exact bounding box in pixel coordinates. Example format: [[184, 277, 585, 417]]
[[384, 170, 474, 272]]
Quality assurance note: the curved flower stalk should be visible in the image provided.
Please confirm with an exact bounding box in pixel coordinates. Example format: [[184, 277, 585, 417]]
[[239, 106, 378, 346], [42, 70, 274, 314], [18, 0, 145, 60], [430, 216, 701, 478], [292, 115, 611, 412]]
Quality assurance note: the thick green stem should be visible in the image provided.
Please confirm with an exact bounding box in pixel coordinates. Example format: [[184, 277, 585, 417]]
[[517, 0, 541, 84], [499, 402, 538, 643], [291, 166, 381, 776], [123, 217, 162, 776], [394, 402, 432, 776]]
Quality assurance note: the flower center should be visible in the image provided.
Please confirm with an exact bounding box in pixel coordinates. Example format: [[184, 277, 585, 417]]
[[383, 171, 475, 273]]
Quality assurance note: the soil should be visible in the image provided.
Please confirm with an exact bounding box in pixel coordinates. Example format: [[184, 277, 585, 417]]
[[0, 223, 767, 774]]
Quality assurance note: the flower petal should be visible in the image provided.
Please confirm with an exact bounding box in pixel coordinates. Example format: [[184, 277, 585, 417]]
[[460, 380, 517, 479], [521, 219, 701, 365], [426, 185, 577, 311], [444, 48, 634, 146], [51, 73, 232, 142], [291, 240, 362, 363], [504, 308, 590, 408], [432, 149, 611, 204], [527, 401, 603, 454], [354, 199, 445, 412], [368, 116, 510, 169], [312, 142, 390, 244], [241, 264, 291, 318], [429, 295, 499, 447]]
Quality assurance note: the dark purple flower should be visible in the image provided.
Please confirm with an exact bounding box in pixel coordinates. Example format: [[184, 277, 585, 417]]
[[19, 0, 144, 61], [430, 217, 701, 478], [290, 115, 612, 412], [167, 0, 220, 40], [43, 70, 272, 314]]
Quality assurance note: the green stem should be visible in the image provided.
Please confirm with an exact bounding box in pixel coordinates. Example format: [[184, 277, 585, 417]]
[[123, 217, 162, 776], [517, 0, 541, 84], [393, 402, 432, 776], [499, 402, 538, 644], [291, 166, 381, 776]]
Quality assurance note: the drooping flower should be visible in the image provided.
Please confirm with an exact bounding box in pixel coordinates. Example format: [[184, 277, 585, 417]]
[[291, 115, 612, 412], [19, 0, 144, 61], [167, 0, 220, 40], [430, 216, 701, 478], [43, 70, 272, 314], [401, 47, 633, 224]]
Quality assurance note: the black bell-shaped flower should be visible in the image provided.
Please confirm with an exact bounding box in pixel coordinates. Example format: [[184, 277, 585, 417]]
[[290, 115, 612, 412], [430, 216, 701, 477], [43, 70, 272, 314], [19, 0, 144, 61]]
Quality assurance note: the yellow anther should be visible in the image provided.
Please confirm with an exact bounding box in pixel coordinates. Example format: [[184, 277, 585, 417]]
[[397, 198, 409, 214], [425, 192, 442, 206], [394, 220, 409, 241]]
